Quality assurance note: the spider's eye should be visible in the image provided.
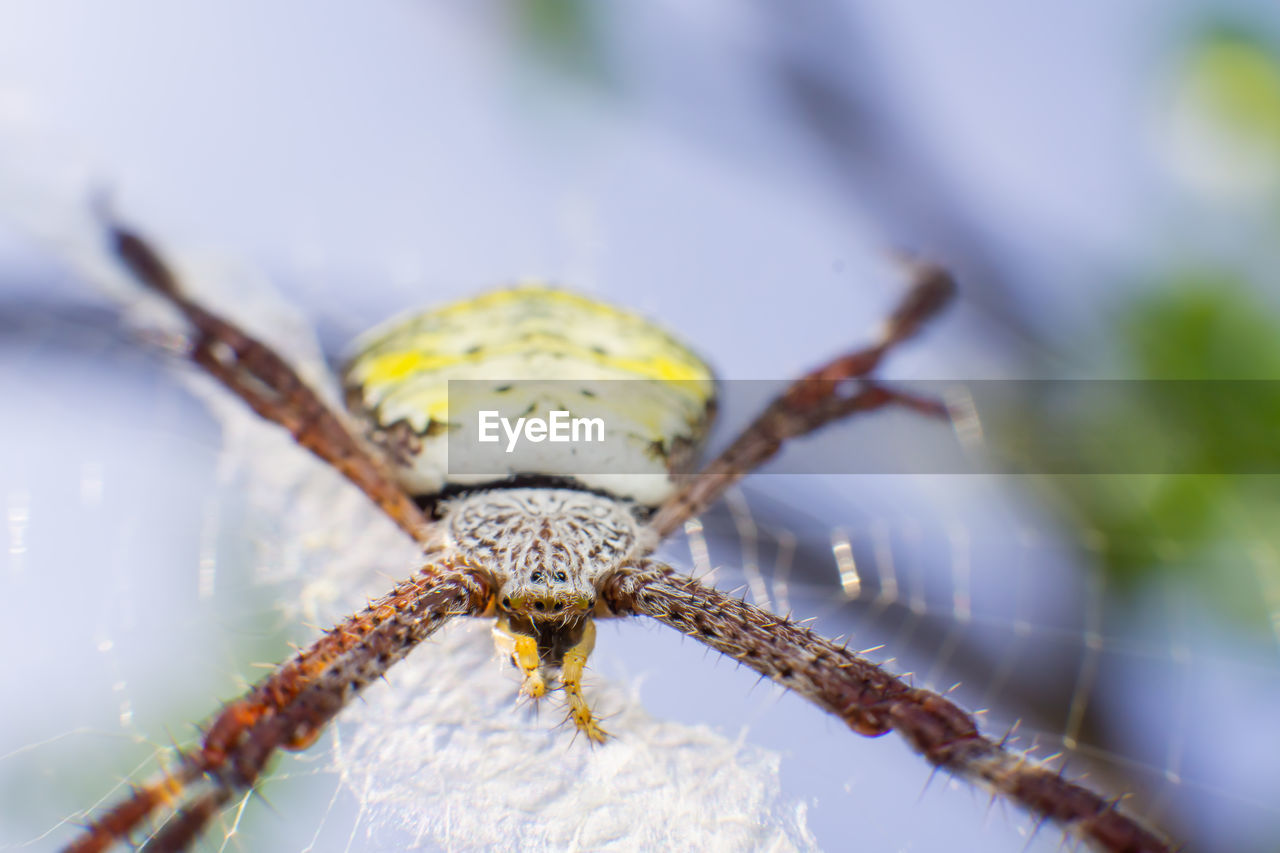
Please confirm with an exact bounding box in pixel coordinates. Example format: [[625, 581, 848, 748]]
[[530, 571, 544, 584], [533, 600, 546, 611], [554, 571, 567, 583], [501, 596, 511, 609]]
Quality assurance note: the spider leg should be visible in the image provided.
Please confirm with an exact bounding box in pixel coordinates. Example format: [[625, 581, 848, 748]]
[[647, 259, 954, 539], [105, 219, 435, 547], [492, 613, 548, 700], [64, 560, 491, 853], [559, 620, 608, 744], [603, 561, 1171, 853]]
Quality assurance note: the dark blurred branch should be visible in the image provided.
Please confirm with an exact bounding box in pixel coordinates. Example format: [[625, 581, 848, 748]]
[[758, 1, 1043, 356]]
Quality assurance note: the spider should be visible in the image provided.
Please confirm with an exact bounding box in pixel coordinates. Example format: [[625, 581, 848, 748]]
[[61, 217, 1172, 853]]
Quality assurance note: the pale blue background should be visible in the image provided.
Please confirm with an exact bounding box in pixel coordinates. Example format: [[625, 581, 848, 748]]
[[2, 2, 1278, 851]]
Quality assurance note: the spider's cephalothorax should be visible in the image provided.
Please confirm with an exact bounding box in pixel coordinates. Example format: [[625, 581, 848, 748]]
[[446, 488, 643, 618], [342, 285, 713, 739]]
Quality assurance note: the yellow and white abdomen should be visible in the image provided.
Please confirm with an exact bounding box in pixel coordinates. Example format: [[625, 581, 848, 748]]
[[342, 285, 715, 506]]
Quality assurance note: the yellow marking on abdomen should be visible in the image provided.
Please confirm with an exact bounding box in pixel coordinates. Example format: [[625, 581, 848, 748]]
[[342, 284, 716, 504]]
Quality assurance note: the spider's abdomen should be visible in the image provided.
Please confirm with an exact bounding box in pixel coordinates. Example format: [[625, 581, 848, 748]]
[[342, 285, 715, 505]]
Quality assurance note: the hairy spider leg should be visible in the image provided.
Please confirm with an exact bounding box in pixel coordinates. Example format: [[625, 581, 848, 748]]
[[559, 620, 607, 743], [492, 613, 548, 700], [648, 259, 955, 539], [605, 562, 1172, 853], [66, 563, 490, 853], [107, 220, 436, 546]]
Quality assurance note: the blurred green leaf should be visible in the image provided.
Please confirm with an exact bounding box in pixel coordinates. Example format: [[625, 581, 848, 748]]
[[1035, 274, 1280, 624], [1184, 27, 1280, 156], [513, 0, 605, 82], [1123, 270, 1280, 378], [1165, 25, 1280, 202]]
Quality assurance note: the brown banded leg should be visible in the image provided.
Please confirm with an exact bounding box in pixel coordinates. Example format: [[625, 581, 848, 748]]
[[647, 259, 955, 540], [603, 561, 1171, 853], [106, 220, 434, 547], [64, 560, 491, 853]]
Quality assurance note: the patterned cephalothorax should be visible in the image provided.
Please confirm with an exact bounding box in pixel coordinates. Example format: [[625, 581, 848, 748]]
[[446, 489, 640, 620]]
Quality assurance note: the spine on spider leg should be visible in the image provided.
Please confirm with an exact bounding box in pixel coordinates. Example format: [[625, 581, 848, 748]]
[[604, 562, 1172, 853], [64, 561, 490, 853]]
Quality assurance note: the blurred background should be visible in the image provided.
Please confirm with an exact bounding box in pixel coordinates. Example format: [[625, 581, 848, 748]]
[[2, 1, 1280, 851]]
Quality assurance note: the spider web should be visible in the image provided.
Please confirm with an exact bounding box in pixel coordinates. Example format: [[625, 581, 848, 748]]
[[2, 195, 1278, 853]]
